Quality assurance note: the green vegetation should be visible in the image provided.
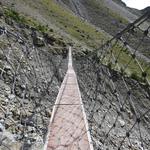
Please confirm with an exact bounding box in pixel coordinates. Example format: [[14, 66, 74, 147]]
[[41, 0, 107, 48], [87, 0, 128, 24], [4, 8, 48, 33], [2, 1, 149, 83], [4, 9, 26, 23], [109, 9, 128, 24], [3, 0, 108, 48], [2, 0, 128, 49], [103, 43, 150, 82]]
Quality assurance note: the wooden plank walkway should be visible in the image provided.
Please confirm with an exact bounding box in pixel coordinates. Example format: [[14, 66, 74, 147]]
[[44, 47, 93, 150]]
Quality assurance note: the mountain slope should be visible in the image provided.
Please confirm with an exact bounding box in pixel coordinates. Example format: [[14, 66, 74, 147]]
[[0, 0, 150, 150], [57, 0, 140, 36], [1, 0, 108, 49]]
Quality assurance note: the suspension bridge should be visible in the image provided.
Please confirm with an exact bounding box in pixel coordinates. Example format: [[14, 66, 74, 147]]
[[44, 47, 93, 150], [0, 9, 150, 150]]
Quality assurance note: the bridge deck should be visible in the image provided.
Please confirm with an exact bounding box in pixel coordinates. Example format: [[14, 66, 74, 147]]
[[44, 47, 93, 150]]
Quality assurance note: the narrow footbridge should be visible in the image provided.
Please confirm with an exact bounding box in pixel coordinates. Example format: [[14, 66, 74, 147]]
[[44, 47, 93, 150]]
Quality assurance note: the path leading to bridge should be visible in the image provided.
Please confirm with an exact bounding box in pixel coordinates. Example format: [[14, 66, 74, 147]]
[[44, 47, 93, 150]]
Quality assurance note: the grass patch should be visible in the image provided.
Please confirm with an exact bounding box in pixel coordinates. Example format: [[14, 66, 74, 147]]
[[87, 0, 128, 24], [4, 8, 48, 33], [3, 1, 108, 48], [4, 9, 26, 23], [104, 43, 150, 82], [109, 9, 128, 24], [40, 0, 107, 48]]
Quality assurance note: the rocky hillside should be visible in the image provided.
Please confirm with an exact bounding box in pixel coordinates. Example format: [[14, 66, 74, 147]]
[[57, 0, 150, 60], [74, 54, 150, 150], [142, 7, 150, 14], [0, 0, 109, 49], [0, 3, 70, 149], [57, 0, 141, 36], [0, 0, 150, 150], [0, 0, 107, 149]]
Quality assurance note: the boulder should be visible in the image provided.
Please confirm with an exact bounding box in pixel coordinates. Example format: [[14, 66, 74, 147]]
[[118, 118, 125, 127], [33, 36, 45, 47], [0, 122, 5, 132], [43, 33, 56, 45], [8, 94, 15, 100]]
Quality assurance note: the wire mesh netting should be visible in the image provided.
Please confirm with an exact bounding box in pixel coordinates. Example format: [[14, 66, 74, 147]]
[[0, 26, 68, 149], [0, 8, 150, 150], [74, 11, 150, 150]]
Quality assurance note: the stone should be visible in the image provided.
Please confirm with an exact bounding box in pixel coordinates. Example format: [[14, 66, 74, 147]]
[[15, 86, 22, 97], [4, 98, 9, 103], [20, 109, 32, 118], [5, 87, 11, 95], [6, 70, 12, 76], [12, 112, 20, 121], [144, 115, 149, 121], [33, 36, 45, 47], [4, 65, 11, 71], [8, 94, 15, 100], [0, 83, 11, 95], [35, 68, 39, 72], [43, 33, 56, 45], [0, 119, 4, 123], [27, 139, 31, 145], [20, 84, 26, 90], [27, 67, 31, 72], [118, 118, 125, 127], [25, 93, 29, 98], [27, 126, 35, 133], [29, 56, 33, 60], [45, 108, 51, 117], [15, 133, 23, 140], [0, 95, 5, 103], [0, 122, 5, 132], [5, 119, 14, 129], [24, 133, 28, 138], [17, 124, 24, 130], [127, 110, 133, 119]]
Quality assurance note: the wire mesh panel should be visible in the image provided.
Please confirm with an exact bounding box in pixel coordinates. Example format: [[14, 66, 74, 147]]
[[0, 26, 67, 149], [74, 12, 150, 150]]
